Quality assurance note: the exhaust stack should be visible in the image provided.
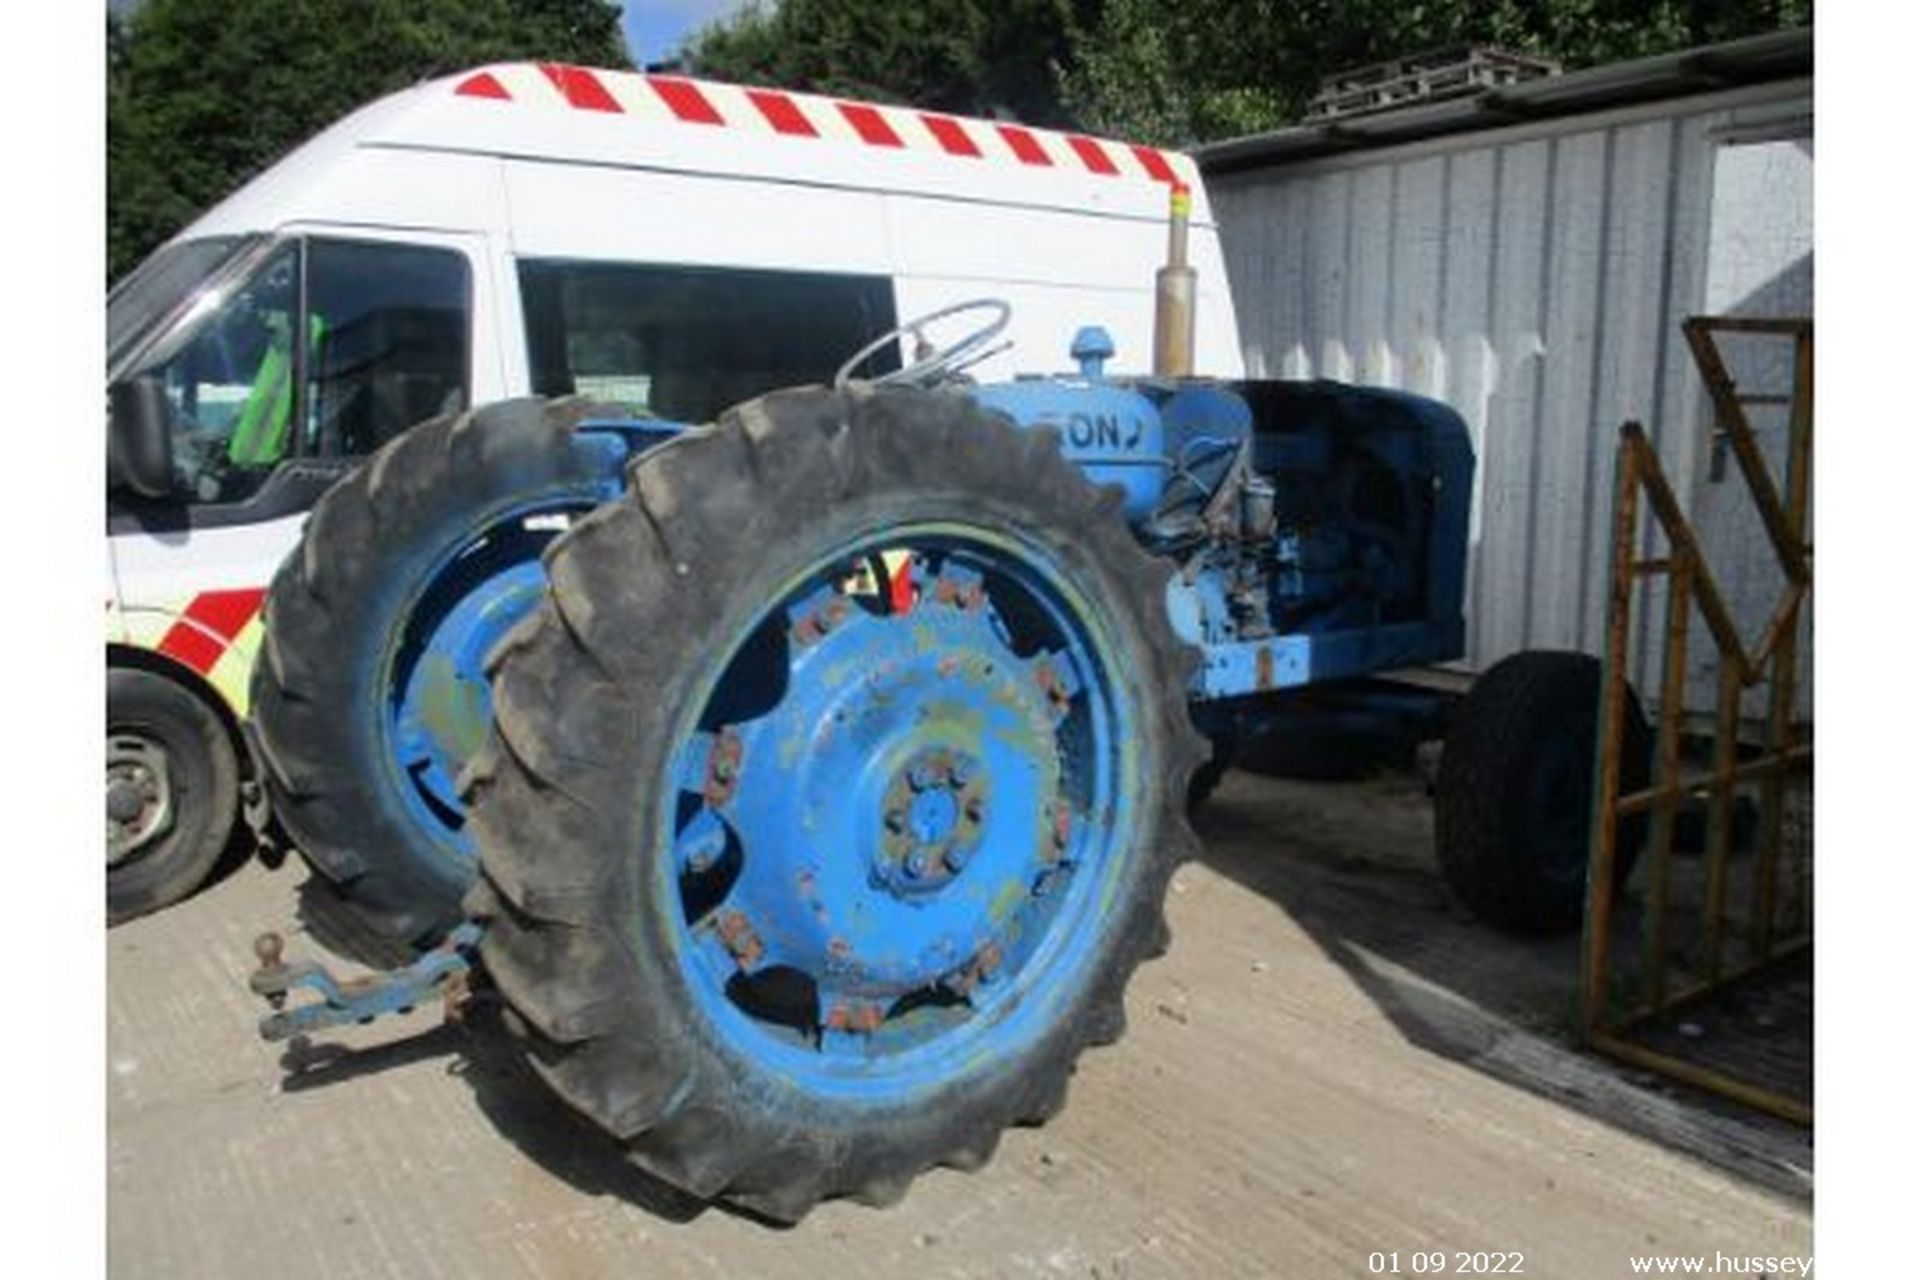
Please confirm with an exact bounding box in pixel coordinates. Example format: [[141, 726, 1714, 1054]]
[[1152, 180, 1197, 378]]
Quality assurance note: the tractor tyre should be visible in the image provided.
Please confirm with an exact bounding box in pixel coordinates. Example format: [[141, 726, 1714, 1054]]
[[1187, 738, 1235, 812], [108, 667, 240, 922], [249, 398, 626, 950], [1434, 650, 1652, 936], [464, 384, 1207, 1220]]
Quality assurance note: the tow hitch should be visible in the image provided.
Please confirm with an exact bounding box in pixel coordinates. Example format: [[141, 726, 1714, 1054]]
[[247, 922, 484, 1041]]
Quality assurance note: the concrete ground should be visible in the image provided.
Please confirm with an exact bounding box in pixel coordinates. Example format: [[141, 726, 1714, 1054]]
[[108, 769, 1811, 1279]]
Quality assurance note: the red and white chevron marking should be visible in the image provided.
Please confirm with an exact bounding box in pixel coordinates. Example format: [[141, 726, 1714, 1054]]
[[452, 64, 1192, 188]]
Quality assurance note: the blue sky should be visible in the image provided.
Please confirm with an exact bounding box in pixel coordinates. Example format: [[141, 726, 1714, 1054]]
[[621, 0, 760, 66]]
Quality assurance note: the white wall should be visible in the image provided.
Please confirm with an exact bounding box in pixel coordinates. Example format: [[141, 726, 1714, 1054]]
[[1208, 80, 1811, 715]]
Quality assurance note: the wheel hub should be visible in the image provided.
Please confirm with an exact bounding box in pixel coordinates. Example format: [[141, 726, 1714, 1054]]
[[106, 734, 173, 866], [874, 747, 987, 896], [106, 779, 145, 823], [665, 536, 1128, 1077], [697, 582, 1063, 995]]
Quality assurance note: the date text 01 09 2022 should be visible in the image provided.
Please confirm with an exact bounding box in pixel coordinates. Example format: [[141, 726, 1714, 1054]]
[[1369, 1253, 1525, 1275]]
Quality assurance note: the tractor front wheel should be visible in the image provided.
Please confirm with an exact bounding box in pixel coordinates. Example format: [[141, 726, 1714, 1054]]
[[464, 385, 1205, 1220], [1434, 650, 1652, 935]]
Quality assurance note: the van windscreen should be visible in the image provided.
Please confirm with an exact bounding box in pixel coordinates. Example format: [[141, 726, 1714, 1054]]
[[518, 260, 898, 423], [108, 236, 253, 375]]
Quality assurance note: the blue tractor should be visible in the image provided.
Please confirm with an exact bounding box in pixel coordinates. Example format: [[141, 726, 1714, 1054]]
[[251, 222, 1619, 1219]]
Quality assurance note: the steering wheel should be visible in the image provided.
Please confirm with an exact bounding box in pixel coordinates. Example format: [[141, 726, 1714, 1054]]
[[833, 298, 1011, 390]]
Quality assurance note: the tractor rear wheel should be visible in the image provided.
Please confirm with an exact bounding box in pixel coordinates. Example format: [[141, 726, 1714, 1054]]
[[464, 384, 1205, 1220], [249, 398, 626, 951]]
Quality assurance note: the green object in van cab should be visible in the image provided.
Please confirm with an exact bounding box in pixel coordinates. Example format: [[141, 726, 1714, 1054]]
[[227, 312, 326, 467]]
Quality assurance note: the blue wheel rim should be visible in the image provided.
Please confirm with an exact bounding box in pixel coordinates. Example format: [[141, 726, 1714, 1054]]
[[661, 524, 1137, 1100], [383, 499, 600, 859]]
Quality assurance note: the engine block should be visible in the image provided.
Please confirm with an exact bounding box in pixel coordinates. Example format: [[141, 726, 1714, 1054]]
[[970, 327, 1473, 702]]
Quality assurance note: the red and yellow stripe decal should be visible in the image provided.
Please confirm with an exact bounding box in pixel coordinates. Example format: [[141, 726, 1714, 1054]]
[[154, 588, 266, 676], [111, 588, 269, 715], [451, 63, 1197, 190]]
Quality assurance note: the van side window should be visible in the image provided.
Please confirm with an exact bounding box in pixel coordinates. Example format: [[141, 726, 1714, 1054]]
[[305, 239, 470, 457], [518, 261, 898, 423]]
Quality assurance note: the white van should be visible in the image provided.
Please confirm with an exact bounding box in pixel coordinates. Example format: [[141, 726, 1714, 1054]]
[[104, 61, 1242, 916]]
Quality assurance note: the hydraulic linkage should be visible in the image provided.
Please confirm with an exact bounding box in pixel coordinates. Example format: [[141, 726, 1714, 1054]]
[[246, 921, 485, 1041]]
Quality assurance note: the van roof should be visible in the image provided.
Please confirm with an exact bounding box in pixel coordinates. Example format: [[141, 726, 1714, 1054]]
[[183, 63, 1207, 243], [437, 63, 1197, 189]]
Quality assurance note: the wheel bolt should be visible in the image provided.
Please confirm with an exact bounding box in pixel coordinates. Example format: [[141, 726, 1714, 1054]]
[[906, 852, 927, 878], [944, 845, 969, 872], [884, 809, 907, 833]]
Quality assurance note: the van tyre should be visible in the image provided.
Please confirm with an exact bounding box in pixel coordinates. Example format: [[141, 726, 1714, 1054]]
[[464, 385, 1206, 1220], [108, 668, 238, 922], [250, 398, 622, 950], [1434, 650, 1652, 936]]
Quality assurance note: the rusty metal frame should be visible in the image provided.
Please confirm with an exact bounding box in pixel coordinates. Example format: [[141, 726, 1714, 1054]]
[[1581, 316, 1812, 1125]]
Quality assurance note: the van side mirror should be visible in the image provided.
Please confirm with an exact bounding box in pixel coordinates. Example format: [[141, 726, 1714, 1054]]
[[109, 374, 174, 498]]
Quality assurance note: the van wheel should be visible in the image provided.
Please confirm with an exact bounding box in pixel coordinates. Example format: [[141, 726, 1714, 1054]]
[[249, 398, 627, 949], [108, 668, 238, 922], [1434, 651, 1652, 936]]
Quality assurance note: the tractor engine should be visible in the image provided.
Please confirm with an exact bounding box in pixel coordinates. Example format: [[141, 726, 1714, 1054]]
[[971, 330, 1473, 700]]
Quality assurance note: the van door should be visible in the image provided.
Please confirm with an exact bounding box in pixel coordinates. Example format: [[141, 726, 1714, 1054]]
[[108, 228, 486, 713]]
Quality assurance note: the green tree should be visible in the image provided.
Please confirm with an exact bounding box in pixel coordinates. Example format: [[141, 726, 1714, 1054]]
[[1061, 0, 1814, 147], [684, 0, 1807, 148], [109, 0, 628, 281], [686, 0, 1090, 126]]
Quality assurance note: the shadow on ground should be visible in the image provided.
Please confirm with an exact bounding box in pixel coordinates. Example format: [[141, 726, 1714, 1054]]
[[1191, 766, 1812, 1201], [272, 1001, 714, 1222]]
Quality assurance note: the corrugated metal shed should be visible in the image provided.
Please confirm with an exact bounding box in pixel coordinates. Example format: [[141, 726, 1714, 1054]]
[[1199, 33, 1811, 714]]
